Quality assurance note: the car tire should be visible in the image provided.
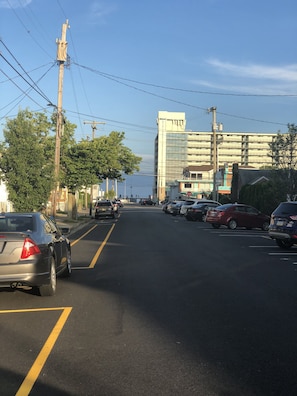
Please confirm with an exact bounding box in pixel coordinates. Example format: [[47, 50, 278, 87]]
[[201, 214, 206, 222], [228, 219, 237, 230], [262, 222, 269, 231], [61, 248, 71, 278], [39, 256, 57, 296], [276, 239, 293, 249], [212, 223, 220, 229]]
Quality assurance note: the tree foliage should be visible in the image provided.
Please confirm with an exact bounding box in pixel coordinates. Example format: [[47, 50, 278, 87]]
[[0, 109, 55, 211], [268, 123, 297, 199], [0, 109, 142, 212], [61, 131, 142, 191], [269, 124, 297, 169], [239, 180, 286, 215]]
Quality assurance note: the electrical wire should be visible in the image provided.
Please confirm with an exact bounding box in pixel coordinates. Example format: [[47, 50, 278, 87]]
[[73, 62, 297, 98], [72, 62, 288, 127]]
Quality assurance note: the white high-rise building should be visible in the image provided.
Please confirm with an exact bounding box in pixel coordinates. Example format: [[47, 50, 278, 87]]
[[154, 111, 278, 201]]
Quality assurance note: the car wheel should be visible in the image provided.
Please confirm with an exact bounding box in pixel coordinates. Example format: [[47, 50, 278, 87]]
[[39, 256, 57, 296], [262, 222, 269, 231], [201, 214, 206, 222], [185, 216, 192, 221], [228, 219, 237, 230], [61, 248, 71, 278], [276, 239, 293, 249], [212, 223, 220, 229]]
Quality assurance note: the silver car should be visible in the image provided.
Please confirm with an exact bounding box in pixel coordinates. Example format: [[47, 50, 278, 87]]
[[0, 212, 71, 296]]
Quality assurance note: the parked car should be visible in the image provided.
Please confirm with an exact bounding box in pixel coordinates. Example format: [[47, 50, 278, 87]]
[[179, 199, 199, 216], [171, 201, 185, 216], [115, 199, 123, 208], [0, 212, 71, 296], [180, 199, 220, 216], [166, 200, 184, 215], [185, 202, 221, 222], [93, 200, 116, 219], [268, 201, 297, 248], [112, 200, 120, 212], [140, 199, 156, 206], [205, 203, 270, 230], [161, 200, 170, 212]]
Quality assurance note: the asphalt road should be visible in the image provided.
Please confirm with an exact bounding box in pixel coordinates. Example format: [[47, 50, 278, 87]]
[[1, 205, 297, 395]]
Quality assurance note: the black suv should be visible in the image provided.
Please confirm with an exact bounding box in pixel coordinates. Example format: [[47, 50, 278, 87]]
[[269, 201, 297, 248], [94, 200, 115, 219]]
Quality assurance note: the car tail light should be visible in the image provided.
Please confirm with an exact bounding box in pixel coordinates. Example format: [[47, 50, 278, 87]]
[[21, 238, 41, 259], [290, 215, 297, 221]]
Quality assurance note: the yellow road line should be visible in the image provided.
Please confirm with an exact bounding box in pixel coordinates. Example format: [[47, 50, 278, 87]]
[[71, 224, 98, 246], [16, 307, 72, 396], [0, 307, 69, 314], [89, 223, 115, 268]]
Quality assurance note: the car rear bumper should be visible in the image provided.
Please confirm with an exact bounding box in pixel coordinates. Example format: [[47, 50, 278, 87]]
[[268, 230, 292, 240], [0, 271, 50, 288], [0, 261, 51, 288], [95, 213, 115, 218]]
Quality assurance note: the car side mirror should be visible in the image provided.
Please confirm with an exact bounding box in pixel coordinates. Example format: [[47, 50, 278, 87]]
[[61, 227, 70, 236]]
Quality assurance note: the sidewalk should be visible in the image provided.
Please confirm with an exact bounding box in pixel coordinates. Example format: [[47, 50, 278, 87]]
[[54, 208, 92, 235]]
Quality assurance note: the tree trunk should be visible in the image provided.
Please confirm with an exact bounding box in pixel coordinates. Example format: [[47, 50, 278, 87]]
[[67, 191, 77, 220]]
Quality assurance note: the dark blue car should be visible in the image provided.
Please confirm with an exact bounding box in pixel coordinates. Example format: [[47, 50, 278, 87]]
[[269, 201, 297, 248]]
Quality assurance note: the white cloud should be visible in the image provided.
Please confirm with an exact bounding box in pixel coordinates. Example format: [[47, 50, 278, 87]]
[[89, 1, 117, 24], [189, 59, 297, 95], [0, 0, 32, 9], [207, 59, 297, 82], [191, 79, 296, 95]]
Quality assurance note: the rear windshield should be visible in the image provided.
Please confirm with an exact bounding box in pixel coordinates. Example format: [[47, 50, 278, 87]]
[[0, 216, 34, 232], [96, 201, 111, 207], [273, 202, 297, 216], [216, 204, 233, 211]]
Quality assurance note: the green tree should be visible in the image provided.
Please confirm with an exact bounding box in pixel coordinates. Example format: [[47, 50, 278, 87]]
[[61, 131, 141, 190], [239, 180, 286, 215], [269, 124, 297, 199], [0, 109, 54, 211], [60, 131, 141, 218]]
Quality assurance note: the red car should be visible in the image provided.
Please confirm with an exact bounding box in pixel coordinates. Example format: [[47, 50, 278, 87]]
[[205, 203, 270, 230]]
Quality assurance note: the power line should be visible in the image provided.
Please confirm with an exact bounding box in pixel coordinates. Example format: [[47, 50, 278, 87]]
[[0, 43, 55, 105], [72, 62, 288, 127], [73, 62, 297, 98]]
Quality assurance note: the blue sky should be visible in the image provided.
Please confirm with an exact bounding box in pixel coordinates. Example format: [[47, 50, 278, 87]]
[[1, 0, 297, 197]]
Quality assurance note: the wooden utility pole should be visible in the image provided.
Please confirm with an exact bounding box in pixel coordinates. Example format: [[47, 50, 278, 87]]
[[208, 107, 223, 201], [83, 121, 105, 213], [83, 120, 105, 140], [208, 106, 217, 201], [52, 20, 70, 217]]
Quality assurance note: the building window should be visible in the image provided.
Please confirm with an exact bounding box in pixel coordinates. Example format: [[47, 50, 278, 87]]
[[185, 183, 192, 188]]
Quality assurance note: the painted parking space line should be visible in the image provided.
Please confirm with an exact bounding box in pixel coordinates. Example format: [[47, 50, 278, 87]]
[[89, 223, 116, 268], [269, 252, 297, 256], [71, 223, 116, 270], [249, 245, 279, 248], [0, 307, 72, 396], [71, 224, 98, 247], [218, 234, 267, 237]]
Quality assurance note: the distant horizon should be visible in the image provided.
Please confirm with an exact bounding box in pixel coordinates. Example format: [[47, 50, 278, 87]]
[[100, 174, 154, 199]]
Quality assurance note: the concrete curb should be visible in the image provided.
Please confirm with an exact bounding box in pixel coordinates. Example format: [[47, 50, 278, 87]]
[[55, 212, 92, 235]]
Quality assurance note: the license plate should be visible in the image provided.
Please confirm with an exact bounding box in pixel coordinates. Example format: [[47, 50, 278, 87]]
[[276, 220, 284, 226]]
